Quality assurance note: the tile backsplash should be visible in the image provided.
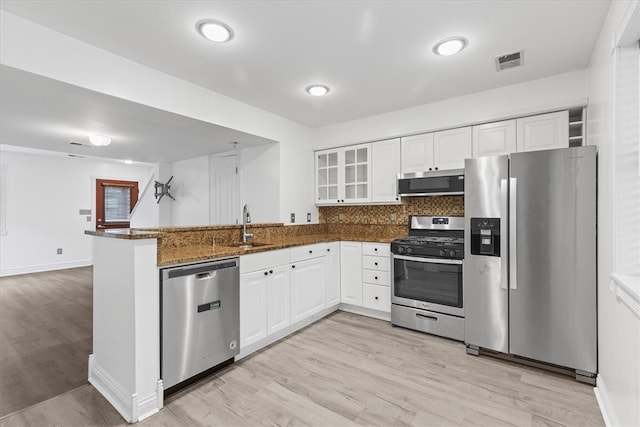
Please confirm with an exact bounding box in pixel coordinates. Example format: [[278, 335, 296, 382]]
[[319, 196, 464, 226]]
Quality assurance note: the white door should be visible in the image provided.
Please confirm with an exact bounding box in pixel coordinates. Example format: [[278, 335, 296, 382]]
[[433, 127, 472, 170], [266, 265, 291, 335], [340, 241, 362, 306], [401, 133, 434, 173], [210, 154, 240, 224], [371, 138, 401, 203], [472, 120, 517, 157], [290, 257, 325, 323], [239, 270, 267, 348], [516, 111, 569, 152]]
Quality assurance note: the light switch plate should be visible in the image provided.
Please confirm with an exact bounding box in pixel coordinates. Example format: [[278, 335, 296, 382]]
[[307, 213, 311, 222], [290, 213, 295, 223]]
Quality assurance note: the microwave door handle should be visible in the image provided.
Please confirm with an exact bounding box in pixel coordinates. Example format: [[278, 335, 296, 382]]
[[500, 179, 508, 290], [509, 177, 517, 290]]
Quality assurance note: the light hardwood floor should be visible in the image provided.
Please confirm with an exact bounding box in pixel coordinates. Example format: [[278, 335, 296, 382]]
[[0, 267, 93, 417], [1, 310, 603, 426]]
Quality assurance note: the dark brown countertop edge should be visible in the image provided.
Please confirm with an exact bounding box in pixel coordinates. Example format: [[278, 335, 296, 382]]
[[84, 229, 162, 239]]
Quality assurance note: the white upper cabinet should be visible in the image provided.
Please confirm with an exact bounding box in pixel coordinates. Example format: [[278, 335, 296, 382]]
[[400, 133, 434, 173], [315, 144, 371, 205], [516, 111, 569, 152], [472, 119, 517, 157], [371, 138, 401, 204], [401, 128, 471, 173], [433, 127, 472, 170]]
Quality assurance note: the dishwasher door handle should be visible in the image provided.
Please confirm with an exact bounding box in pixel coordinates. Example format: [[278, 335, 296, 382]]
[[196, 272, 214, 280]]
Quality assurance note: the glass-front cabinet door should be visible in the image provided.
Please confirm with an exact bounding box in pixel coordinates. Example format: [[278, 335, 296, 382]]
[[316, 149, 341, 204], [315, 143, 371, 205], [343, 143, 371, 203]]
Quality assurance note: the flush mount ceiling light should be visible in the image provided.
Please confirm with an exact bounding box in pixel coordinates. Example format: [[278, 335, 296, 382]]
[[433, 37, 468, 56], [196, 19, 234, 42], [306, 85, 330, 97], [89, 134, 111, 147]]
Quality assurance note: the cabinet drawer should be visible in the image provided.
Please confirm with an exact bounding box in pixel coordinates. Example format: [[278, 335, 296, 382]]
[[362, 269, 390, 286], [362, 255, 390, 271], [362, 283, 391, 312], [240, 249, 290, 274], [290, 243, 325, 263], [362, 242, 390, 257]]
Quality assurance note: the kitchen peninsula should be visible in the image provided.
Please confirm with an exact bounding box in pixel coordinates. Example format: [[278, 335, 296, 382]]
[[85, 221, 404, 423]]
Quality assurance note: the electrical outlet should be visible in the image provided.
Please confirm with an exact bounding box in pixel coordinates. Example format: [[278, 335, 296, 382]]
[[86, 216, 92, 222], [57, 248, 63, 255], [290, 213, 295, 223], [390, 213, 397, 222], [339, 214, 344, 221], [307, 213, 311, 222]]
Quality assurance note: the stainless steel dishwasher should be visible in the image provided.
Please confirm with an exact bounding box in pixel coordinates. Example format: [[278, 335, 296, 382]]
[[161, 258, 240, 391]]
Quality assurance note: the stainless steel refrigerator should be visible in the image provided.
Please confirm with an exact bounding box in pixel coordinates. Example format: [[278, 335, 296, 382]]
[[463, 146, 597, 379]]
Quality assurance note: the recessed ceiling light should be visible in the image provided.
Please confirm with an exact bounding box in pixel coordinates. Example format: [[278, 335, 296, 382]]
[[196, 19, 234, 42], [89, 134, 111, 147], [433, 37, 468, 56], [306, 85, 330, 97], [123, 159, 134, 164]]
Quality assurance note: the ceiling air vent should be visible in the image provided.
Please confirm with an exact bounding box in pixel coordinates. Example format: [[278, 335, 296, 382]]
[[495, 50, 523, 71]]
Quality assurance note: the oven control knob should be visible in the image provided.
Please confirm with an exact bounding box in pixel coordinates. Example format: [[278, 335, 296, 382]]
[[449, 250, 457, 257], [397, 246, 404, 254], [406, 247, 413, 254], [439, 249, 446, 257]]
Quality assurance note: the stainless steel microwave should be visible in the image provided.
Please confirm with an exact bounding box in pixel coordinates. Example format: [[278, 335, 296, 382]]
[[397, 169, 464, 197]]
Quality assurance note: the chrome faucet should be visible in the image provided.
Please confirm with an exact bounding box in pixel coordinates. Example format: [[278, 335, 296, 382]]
[[242, 204, 254, 244]]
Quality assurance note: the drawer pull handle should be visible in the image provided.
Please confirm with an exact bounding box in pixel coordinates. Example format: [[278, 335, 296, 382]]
[[264, 271, 268, 276], [374, 248, 378, 252], [269, 270, 273, 274], [374, 276, 378, 280], [309, 250, 313, 254], [292, 265, 296, 269], [374, 262, 378, 266], [375, 296, 379, 300], [416, 313, 438, 321]]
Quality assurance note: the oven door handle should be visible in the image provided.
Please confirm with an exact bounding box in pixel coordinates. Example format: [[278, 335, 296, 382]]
[[392, 254, 463, 265]]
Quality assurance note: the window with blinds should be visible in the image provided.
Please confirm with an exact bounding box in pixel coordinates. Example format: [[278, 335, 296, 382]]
[[95, 179, 139, 230], [613, 42, 640, 277], [104, 185, 132, 222]]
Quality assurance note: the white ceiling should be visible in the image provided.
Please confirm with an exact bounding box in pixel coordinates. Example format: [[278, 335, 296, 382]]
[[0, 1, 611, 161], [0, 65, 275, 163]]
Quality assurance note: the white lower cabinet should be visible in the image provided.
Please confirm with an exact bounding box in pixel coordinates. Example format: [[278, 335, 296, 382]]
[[340, 241, 363, 305], [239, 249, 290, 349], [324, 242, 341, 308], [362, 283, 391, 312], [266, 265, 290, 335], [361, 243, 391, 313], [239, 269, 269, 348], [290, 256, 325, 323]]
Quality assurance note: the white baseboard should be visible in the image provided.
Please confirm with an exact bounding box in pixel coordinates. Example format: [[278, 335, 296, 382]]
[[594, 375, 615, 427], [0, 259, 92, 277], [339, 303, 391, 321], [88, 355, 162, 424]]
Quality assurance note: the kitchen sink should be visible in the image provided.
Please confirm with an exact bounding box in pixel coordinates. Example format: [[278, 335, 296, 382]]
[[226, 242, 272, 250]]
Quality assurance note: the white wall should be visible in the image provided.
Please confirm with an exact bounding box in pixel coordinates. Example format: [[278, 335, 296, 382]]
[[240, 144, 280, 224], [0, 149, 154, 276], [168, 144, 280, 227], [311, 70, 587, 149], [170, 156, 210, 227], [0, 11, 316, 226], [587, 1, 639, 426]]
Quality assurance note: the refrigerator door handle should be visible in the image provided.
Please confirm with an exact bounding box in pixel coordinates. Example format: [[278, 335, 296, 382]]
[[500, 179, 509, 290], [509, 177, 517, 290]]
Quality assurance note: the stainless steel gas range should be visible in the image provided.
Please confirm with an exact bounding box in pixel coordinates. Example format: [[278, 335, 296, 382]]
[[390, 216, 464, 341]]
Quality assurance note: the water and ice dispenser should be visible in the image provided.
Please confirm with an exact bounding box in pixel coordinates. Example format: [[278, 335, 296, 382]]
[[470, 218, 501, 257]]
